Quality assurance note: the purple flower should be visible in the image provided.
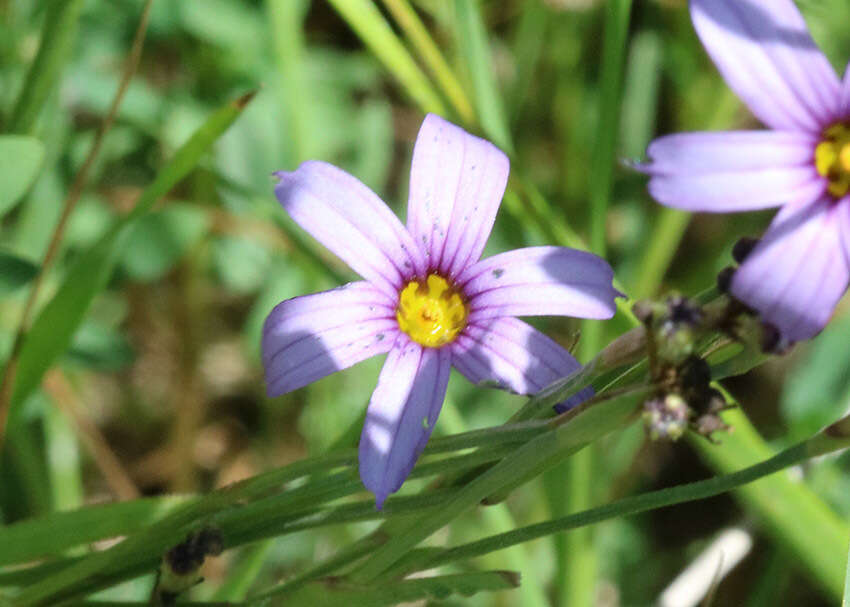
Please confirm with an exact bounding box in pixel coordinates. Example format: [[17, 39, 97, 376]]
[[639, 0, 850, 342], [263, 114, 620, 507]]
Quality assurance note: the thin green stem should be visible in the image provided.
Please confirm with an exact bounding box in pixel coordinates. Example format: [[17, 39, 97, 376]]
[[380, 0, 475, 124], [393, 417, 850, 575], [326, 0, 446, 115], [7, 0, 84, 134]]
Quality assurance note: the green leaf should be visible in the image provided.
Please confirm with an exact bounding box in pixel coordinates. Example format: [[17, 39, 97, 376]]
[[9, 92, 255, 418], [0, 496, 191, 567], [0, 250, 39, 296], [264, 571, 519, 606], [0, 136, 46, 216]]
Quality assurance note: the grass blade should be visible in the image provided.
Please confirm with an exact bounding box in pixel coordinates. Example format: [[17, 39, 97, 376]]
[[0, 496, 191, 567], [381, 0, 475, 124], [393, 412, 850, 576], [6, 92, 256, 421], [453, 0, 512, 152], [7, 0, 84, 134], [326, 0, 446, 116]]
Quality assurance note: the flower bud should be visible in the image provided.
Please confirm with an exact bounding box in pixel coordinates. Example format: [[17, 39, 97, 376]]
[[643, 393, 690, 441]]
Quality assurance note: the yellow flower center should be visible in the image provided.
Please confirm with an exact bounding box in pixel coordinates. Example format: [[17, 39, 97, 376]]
[[815, 122, 850, 198], [396, 274, 468, 348]]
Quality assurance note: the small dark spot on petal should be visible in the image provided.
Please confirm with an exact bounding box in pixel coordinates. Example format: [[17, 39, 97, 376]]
[[376, 333, 385, 341], [492, 269, 505, 279]]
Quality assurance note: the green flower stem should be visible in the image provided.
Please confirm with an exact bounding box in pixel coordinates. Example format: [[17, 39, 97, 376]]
[[380, 0, 475, 124], [689, 401, 850, 600], [326, 0, 447, 116], [576, 47, 634, 607], [387, 413, 850, 576]]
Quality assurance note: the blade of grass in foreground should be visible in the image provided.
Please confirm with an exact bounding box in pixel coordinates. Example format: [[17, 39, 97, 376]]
[[388, 411, 850, 577], [0, 496, 192, 567], [568, 1, 633, 604]]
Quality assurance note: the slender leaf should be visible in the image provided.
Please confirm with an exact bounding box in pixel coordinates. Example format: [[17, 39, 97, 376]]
[[392, 412, 850, 576], [453, 0, 512, 152], [326, 0, 446, 115], [9, 92, 256, 414], [7, 0, 85, 134], [0, 136, 45, 215], [0, 496, 191, 567]]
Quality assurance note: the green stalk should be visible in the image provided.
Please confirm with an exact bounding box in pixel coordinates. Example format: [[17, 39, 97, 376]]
[[453, 0, 513, 152], [7, 0, 84, 134], [325, 0, 446, 115], [380, 0, 475, 124], [564, 2, 632, 601], [391, 412, 850, 575]]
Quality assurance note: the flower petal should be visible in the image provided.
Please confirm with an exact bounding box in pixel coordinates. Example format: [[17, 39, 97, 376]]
[[451, 317, 591, 410], [359, 337, 451, 508], [691, 0, 840, 132], [274, 161, 424, 298], [731, 197, 849, 342], [263, 282, 398, 396], [457, 246, 620, 322], [406, 114, 510, 277], [640, 131, 825, 211]]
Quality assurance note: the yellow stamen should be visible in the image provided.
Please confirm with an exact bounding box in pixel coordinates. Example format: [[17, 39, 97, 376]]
[[815, 122, 850, 198], [397, 274, 468, 348]]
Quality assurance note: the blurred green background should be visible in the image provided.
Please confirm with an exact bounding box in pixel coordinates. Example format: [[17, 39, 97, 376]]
[[2, 0, 850, 604]]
